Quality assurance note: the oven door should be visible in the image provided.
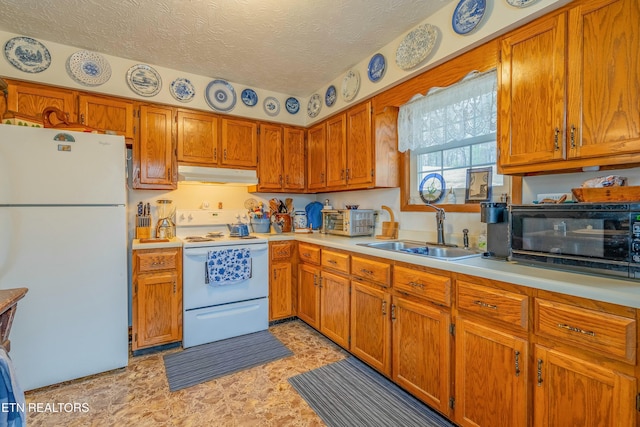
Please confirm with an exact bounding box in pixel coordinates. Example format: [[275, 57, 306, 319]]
[[183, 241, 269, 310], [510, 204, 632, 277]]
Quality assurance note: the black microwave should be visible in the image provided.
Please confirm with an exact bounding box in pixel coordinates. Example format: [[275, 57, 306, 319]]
[[510, 203, 640, 280]]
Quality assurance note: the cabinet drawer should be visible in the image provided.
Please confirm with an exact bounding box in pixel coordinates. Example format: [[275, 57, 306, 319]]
[[457, 280, 528, 330], [535, 299, 636, 364], [393, 265, 451, 306], [270, 241, 293, 261], [322, 249, 350, 274], [135, 249, 179, 272], [351, 256, 391, 287], [298, 243, 320, 265]]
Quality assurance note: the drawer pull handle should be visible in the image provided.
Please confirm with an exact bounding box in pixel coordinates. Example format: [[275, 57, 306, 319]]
[[473, 300, 497, 310], [537, 359, 543, 386], [151, 261, 166, 266], [514, 350, 520, 377], [409, 281, 425, 290], [360, 268, 373, 275], [328, 259, 337, 264], [303, 253, 311, 258], [557, 323, 595, 337]]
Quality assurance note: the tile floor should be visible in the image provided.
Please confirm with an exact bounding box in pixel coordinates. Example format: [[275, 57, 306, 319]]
[[25, 320, 348, 426]]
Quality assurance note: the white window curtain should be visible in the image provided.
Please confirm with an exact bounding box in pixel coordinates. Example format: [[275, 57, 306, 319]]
[[397, 69, 497, 153]]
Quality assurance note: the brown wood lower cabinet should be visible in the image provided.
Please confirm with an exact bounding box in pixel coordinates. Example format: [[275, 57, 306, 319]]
[[132, 247, 182, 351], [297, 263, 321, 329], [454, 318, 528, 427], [392, 295, 451, 418], [319, 270, 350, 349], [350, 278, 391, 376], [269, 241, 296, 321]]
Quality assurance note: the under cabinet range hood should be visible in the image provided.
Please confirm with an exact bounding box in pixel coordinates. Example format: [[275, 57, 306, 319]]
[[177, 165, 258, 185]]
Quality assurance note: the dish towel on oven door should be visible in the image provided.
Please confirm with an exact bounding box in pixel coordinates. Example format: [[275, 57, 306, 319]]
[[206, 248, 252, 286]]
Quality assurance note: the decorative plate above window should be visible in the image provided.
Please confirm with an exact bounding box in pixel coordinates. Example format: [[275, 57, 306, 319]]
[[241, 88, 258, 107], [367, 53, 386, 83], [452, 0, 486, 35], [395, 23, 439, 71]]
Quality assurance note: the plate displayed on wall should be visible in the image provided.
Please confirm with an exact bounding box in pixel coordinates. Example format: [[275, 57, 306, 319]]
[[506, 0, 539, 7], [325, 86, 337, 107], [341, 69, 360, 102], [205, 79, 236, 112], [4, 36, 51, 73], [367, 53, 386, 83], [263, 96, 280, 116], [67, 50, 112, 86], [126, 64, 162, 96], [308, 93, 322, 118], [285, 97, 300, 114], [395, 23, 438, 71], [452, 0, 486, 35], [241, 88, 258, 107], [169, 77, 195, 102]]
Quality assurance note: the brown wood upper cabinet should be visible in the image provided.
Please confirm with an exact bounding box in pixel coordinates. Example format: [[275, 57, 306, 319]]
[[176, 110, 218, 165], [306, 122, 327, 191], [3, 79, 76, 123], [77, 94, 135, 141], [257, 124, 305, 192], [220, 118, 257, 168], [133, 105, 176, 189], [500, 0, 640, 174]]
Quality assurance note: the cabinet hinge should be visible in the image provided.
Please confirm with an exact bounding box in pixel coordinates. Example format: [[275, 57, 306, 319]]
[[636, 394, 640, 412], [348, 336, 351, 346], [449, 323, 455, 336], [449, 397, 455, 410], [371, 169, 374, 177], [257, 127, 261, 135], [134, 283, 137, 293], [134, 333, 137, 343]]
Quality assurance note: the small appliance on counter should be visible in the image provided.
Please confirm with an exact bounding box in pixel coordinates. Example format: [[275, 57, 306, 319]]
[[480, 202, 509, 259], [155, 199, 175, 239], [322, 209, 375, 237]]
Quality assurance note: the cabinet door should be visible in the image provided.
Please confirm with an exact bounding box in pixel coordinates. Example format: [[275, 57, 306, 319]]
[[350, 279, 391, 376], [566, 0, 640, 159], [221, 118, 257, 168], [134, 105, 175, 189], [270, 262, 293, 321], [325, 114, 347, 188], [499, 13, 566, 167], [533, 345, 636, 427], [346, 102, 373, 188], [373, 106, 399, 188], [283, 127, 305, 191], [298, 264, 321, 329], [392, 296, 451, 416], [133, 271, 181, 350], [257, 124, 284, 190], [77, 95, 134, 140], [176, 110, 218, 165], [319, 271, 350, 349], [6, 80, 76, 123], [307, 123, 326, 191], [455, 318, 528, 427]]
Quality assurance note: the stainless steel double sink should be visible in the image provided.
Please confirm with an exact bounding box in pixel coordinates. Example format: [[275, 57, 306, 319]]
[[357, 240, 483, 261]]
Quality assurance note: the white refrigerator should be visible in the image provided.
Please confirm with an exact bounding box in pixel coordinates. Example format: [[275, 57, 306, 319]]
[[0, 126, 128, 391]]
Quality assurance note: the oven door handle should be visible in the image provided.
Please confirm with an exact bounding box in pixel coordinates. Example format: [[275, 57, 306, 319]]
[[184, 244, 268, 257]]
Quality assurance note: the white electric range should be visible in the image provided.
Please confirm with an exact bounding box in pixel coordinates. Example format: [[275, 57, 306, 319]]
[[176, 209, 269, 348]]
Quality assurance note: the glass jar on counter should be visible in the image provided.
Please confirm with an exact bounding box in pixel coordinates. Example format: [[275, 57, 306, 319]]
[[293, 211, 308, 230]]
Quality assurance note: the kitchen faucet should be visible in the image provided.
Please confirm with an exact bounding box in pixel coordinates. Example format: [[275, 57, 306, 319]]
[[424, 203, 446, 246]]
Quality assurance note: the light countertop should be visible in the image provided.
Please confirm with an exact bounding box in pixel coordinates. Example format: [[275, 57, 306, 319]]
[[131, 232, 640, 308], [132, 237, 183, 250]]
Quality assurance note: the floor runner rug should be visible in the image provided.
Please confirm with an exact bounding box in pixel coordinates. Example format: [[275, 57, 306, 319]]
[[164, 330, 292, 391], [289, 357, 455, 427]]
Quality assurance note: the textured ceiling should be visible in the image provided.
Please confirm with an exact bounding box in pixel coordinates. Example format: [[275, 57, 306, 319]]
[[0, 0, 454, 96]]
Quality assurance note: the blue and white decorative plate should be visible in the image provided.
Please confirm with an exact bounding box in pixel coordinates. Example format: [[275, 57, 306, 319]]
[[205, 79, 236, 112], [241, 88, 258, 107], [67, 50, 112, 86], [452, 0, 486, 35], [341, 69, 360, 102], [126, 64, 162, 96], [169, 77, 195, 102], [367, 53, 386, 83], [325, 86, 337, 107], [263, 96, 280, 116], [4, 37, 51, 73], [419, 173, 446, 204], [506, 0, 539, 7], [396, 23, 439, 71], [308, 93, 322, 118], [285, 97, 300, 114]]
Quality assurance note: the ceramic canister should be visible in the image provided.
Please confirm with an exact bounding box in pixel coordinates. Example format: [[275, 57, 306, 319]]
[[293, 211, 307, 229]]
